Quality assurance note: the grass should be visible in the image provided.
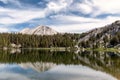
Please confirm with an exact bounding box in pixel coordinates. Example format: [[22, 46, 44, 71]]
[[22, 47, 68, 51], [3, 47, 120, 52], [85, 48, 120, 52]]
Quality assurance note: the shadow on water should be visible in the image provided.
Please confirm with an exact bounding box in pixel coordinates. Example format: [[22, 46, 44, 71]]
[[0, 49, 120, 80]]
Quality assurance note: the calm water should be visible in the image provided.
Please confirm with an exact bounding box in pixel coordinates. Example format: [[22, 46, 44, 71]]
[[0, 49, 119, 80]]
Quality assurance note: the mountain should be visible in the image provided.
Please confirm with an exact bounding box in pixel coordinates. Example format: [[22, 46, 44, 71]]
[[20, 26, 58, 35], [19, 62, 57, 72], [77, 20, 120, 48]]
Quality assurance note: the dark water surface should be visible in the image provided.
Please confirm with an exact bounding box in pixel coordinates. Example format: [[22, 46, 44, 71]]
[[0, 49, 119, 80]]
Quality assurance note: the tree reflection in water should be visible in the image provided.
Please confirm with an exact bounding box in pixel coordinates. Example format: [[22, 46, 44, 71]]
[[0, 49, 119, 79]]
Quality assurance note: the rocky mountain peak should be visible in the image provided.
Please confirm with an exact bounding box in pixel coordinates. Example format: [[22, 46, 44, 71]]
[[20, 28, 30, 34], [20, 25, 58, 35]]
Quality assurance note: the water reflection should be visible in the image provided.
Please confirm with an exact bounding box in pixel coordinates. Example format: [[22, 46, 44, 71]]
[[0, 49, 119, 80], [0, 63, 117, 80], [19, 62, 57, 72]]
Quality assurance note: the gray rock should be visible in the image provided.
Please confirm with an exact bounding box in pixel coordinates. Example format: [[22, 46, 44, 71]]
[[20, 26, 58, 35]]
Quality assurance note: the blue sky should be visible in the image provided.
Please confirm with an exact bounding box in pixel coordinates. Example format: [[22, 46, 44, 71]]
[[0, 0, 120, 33]]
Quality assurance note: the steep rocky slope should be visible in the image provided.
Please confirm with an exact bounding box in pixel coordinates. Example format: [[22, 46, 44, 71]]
[[20, 26, 58, 35], [78, 20, 120, 48]]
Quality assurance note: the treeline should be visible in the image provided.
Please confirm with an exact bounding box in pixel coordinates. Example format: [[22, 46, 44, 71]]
[[110, 32, 120, 46], [0, 33, 80, 48]]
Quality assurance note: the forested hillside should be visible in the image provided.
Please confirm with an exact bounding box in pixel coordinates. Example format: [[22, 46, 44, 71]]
[[0, 33, 80, 48]]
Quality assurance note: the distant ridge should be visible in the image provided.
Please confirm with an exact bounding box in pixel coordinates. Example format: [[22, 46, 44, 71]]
[[20, 26, 58, 35], [77, 20, 120, 48]]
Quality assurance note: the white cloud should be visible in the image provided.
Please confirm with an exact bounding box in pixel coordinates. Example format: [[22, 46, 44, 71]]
[[0, 0, 73, 25], [68, 0, 120, 16], [47, 1, 67, 12], [84, 0, 120, 16], [0, 0, 120, 33], [0, 7, 46, 24], [0, 27, 8, 32], [70, 1, 93, 14], [78, 3, 92, 14], [46, 0, 73, 13], [50, 15, 120, 33], [92, 0, 120, 13], [0, 24, 18, 32], [50, 14, 100, 23]]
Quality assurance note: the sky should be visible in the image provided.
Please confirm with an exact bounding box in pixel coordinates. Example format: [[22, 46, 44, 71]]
[[0, 0, 120, 33]]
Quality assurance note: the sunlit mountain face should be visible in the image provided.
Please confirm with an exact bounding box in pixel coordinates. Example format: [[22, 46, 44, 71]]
[[0, 49, 119, 80], [0, 0, 120, 33]]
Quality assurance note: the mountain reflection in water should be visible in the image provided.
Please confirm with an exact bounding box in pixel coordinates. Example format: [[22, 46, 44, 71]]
[[0, 49, 119, 80]]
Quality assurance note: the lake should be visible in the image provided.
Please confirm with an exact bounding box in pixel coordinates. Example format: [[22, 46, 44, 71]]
[[0, 49, 119, 80]]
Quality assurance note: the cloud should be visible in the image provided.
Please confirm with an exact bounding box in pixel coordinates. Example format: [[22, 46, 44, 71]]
[[50, 15, 120, 33], [50, 14, 100, 23], [66, 0, 120, 17], [92, 0, 120, 13], [0, 0, 120, 33], [0, 0, 22, 8], [45, 0, 73, 14], [78, 3, 92, 14], [69, 0, 93, 14], [0, 27, 8, 32], [46, 1, 66, 13], [0, 72, 30, 80], [0, 7, 46, 24], [43, 65, 117, 80], [84, 0, 120, 16], [0, 0, 72, 25], [0, 0, 9, 4], [0, 24, 19, 32]]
